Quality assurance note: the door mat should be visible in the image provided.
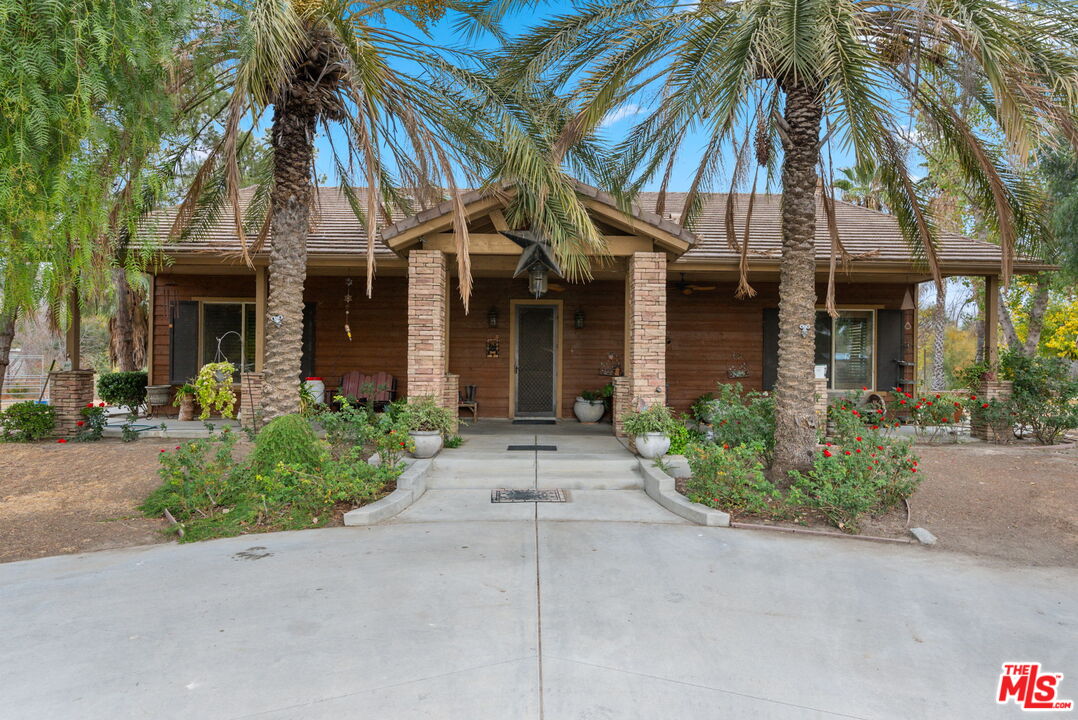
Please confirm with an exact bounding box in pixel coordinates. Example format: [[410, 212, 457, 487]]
[[506, 444, 557, 451], [491, 489, 567, 503], [512, 419, 556, 425]]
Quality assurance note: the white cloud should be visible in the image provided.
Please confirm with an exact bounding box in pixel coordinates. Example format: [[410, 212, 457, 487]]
[[598, 103, 644, 129]]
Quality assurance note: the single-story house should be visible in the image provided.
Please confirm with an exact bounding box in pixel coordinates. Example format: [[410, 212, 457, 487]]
[[139, 183, 1049, 427]]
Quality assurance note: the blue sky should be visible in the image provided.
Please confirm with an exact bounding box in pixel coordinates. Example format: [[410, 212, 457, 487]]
[[310, 1, 864, 193]]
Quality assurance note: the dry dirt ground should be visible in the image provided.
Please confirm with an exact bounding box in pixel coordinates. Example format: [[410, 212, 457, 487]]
[[910, 442, 1078, 568], [0, 440, 176, 563]]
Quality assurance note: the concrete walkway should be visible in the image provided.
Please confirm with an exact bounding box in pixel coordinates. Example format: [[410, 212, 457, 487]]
[[1, 421, 1075, 719]]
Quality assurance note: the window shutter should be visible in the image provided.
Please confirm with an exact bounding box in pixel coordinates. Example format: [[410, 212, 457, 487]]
[[876, 309, 903, 391], [169, 301, 199, 384], [762, 309, 779, 390], [300, 302, 316, 379]]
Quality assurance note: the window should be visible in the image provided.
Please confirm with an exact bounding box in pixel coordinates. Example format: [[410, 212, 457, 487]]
[[814, 309, 875, 390], [201, 302, 256, 376]]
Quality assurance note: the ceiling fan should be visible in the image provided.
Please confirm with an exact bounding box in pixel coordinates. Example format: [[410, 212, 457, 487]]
[[671, 273, 716, 295]]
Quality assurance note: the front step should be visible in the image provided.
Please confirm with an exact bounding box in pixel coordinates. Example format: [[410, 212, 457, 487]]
[[427, 453, 643, 490]]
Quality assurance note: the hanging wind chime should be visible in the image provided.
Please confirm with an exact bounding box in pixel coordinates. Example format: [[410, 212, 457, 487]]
[[343, 277, 353, 341]]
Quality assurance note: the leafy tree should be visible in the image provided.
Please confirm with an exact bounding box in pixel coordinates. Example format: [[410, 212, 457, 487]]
[[171, 0, 608, 419], [502, 0, 1078, 478]]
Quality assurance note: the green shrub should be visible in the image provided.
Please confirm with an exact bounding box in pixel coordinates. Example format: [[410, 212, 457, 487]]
[[444, 434, 464, 449], [317, 396, 413, 465], [579, 389, 603, 402], [1000, 351, 1078, 445], [666, 419, 702, 455], [969, 396, 1015, 443], [787, 433, 921, 533], [620, 404, 678, 436], [249, 414, 326, 475], [96, 371, 148, 412], [143, 429, 395, 542], [400, 396, 455, 435], [695, 383, 776, 465], [685, 441, 776, 514], [0, 401, 56, 441], [74, 404, 107, 442]]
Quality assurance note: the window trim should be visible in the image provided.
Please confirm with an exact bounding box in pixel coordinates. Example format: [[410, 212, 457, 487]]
[[198, 299, 256, 375], [815, 307, 878, 391]]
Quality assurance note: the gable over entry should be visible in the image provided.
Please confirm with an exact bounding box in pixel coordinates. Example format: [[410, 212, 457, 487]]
[[378, 182, 697, 260]]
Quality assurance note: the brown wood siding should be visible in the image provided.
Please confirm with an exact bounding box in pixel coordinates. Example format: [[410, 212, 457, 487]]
[[666, 281, 909, 412], [302, 275, 409, 398], [448, 279, 625, 418], [153, 272, 916, 418], [151, 275, 255, 387]]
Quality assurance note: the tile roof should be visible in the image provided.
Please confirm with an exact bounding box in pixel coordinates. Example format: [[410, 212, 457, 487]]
[[139, 185, 1048, 272]]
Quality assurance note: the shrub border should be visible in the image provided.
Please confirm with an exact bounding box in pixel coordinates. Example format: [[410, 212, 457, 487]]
[[343, 458, 432, 526]]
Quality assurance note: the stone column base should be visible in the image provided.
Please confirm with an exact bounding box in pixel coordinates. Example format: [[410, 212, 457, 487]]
[[814, 378, 830, 435], [443, 373, 459, 434], [612, 376, 632, 437], [50, 370, 95, 438], [970, 379, 1013, 441], [240, 372, 264, 432]]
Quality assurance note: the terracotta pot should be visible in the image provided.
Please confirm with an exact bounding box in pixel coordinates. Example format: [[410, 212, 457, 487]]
[[177, 396, 196, 422]]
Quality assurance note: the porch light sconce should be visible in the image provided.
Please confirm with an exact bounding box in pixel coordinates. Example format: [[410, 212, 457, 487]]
[[487, 306, 499, 328], [574, 309, 585, 329], [501, 229, 563, 299]]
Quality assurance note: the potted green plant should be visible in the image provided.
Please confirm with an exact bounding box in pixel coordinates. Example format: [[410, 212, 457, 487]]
[[172, 383, 198, 421], [573, 389, 606, 423], [193, 362, 237, 419], [401, 396, 454, 458], [620, 404, 677, 458]]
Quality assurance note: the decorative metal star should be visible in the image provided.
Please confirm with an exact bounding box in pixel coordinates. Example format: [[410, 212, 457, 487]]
[[499, 229, 563, 279]]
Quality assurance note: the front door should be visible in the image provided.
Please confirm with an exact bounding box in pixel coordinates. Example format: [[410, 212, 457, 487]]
[[514, 304, 557, 417]]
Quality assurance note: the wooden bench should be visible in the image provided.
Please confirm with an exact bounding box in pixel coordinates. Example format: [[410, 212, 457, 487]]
[[337, 371, 397, 410]]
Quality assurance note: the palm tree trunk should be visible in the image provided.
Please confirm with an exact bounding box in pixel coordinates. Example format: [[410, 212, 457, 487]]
[[262, 91, 318, 420], [770, 83, 823, 483], [1022, 274, 1050, 356], [932, 283, 946, 390], [0, 308, 17, 399]]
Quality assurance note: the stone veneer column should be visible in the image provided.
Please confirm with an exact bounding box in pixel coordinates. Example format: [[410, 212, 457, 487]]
[[814, 377, 829, 434], [970, 379, 1013, 441], [50, 370, 94, 437], [443, 373, 460, 434], [626, 252, 667, 411], [407, 250, 449, 406], [612, 376, 632, 437], [240, 372, 264, 432]]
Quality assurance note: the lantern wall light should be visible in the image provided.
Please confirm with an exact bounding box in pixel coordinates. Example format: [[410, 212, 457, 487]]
[[487, 306, 499, 328], [574, 309, 585, 329]]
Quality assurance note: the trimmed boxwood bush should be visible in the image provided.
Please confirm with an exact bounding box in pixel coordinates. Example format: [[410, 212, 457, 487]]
[[97, 371, 148, 412], [0, 401, 56, 441]]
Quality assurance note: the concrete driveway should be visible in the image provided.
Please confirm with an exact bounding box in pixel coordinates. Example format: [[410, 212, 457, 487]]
[[2, 484, 1075, 719]]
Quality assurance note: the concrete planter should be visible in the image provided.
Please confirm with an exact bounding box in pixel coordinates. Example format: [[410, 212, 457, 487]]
[[634, 432, 670, 459], [573, 398, 605, 423], [145, 385, 171, 407], [409, 430, 443, 459]]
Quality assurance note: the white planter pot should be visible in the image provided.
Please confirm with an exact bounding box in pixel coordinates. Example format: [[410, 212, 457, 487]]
[[409, 430, 443, 459], [302, 377, 325, 405], [573, 398, 605, 423], [634, 432, 670, 459]]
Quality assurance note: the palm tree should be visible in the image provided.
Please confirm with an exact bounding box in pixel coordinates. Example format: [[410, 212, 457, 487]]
[[501, 0, 1078, 479], [171, 0, 607, 419], [833, 163, 885, 212]]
